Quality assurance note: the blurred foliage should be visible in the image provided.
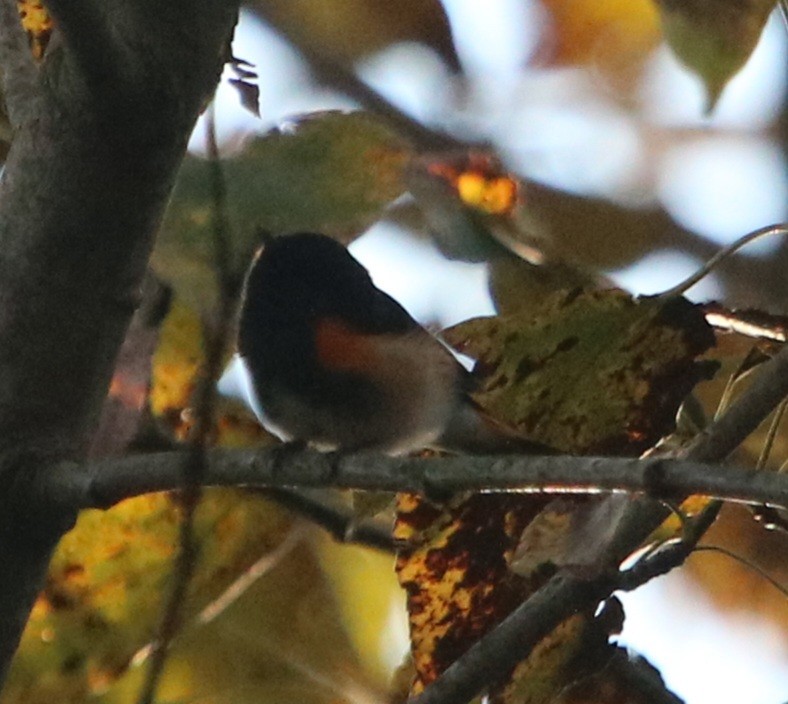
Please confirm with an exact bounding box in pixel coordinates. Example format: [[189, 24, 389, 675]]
[[154, 111, 411, 309], [539, 0, 662, 91], [150, 294, 273, 446], [2, 1, 786, 702], [539, 0, 776, 107], [97, 534, 387, 704], [317, 534, 406, 685], [249, 0, 459, 69], [691, 504, 788, 632], [149, 298, 205, 423], [654, 0, 778, 110]]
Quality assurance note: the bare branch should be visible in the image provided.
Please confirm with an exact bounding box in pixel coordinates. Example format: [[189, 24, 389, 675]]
[[410, 573, 618, 704], [137, 104, 240, 704], [409, 501, 720, 704], [0, 0, 39, 127], [40, 449, 788, 512]]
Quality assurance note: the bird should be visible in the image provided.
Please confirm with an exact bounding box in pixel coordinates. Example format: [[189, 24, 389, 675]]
[[237, 232, 551, 456]]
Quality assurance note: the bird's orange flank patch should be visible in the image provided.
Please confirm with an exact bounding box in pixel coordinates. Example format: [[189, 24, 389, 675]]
[[314, 318, 377, 373]]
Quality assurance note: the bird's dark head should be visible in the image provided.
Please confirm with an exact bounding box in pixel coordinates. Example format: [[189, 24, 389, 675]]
[[242, 232, 374, 324]]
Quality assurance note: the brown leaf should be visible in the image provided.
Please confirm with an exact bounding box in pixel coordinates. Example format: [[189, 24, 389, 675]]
[[395, 493, 549, 694], [511, 497, 632, 578]]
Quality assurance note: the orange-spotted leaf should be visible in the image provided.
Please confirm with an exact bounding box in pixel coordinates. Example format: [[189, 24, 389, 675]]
[[425, 152, 520, 217], [396, 292, 716, 699], [17, 0, 52, 60], [395, 491, 621, 701], [408, 152, 553, 270]]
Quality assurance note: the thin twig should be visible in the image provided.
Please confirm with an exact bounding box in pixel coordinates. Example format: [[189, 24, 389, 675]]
[[756, 398, 787, 469], [0, 0, 40, 127], [257, 488, 395, 552], [691, 545, 788, 598], [686, 343, 788, 463], [136, 104, 239, 704], [254, 6, 470, 153], [659, 223, 788, 300], [197, 524, 309, 625], [617, 501, 721, 590]]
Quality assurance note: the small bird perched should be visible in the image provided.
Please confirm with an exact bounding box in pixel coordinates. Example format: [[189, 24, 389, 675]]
[[237, 232, 549, 455]]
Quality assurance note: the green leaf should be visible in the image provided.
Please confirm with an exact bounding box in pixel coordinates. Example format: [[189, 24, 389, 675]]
[[655, 0, 777, 111], [154, 111, 411, 308], [445, 290, 718, 455]]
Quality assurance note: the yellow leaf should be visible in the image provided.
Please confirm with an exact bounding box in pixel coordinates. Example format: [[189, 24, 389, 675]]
[[6, 490, 293, 704], [540, 0, 661, 84]]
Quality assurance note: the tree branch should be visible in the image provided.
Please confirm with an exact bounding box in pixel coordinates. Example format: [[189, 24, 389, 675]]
[[38, 449, 788, 512], [408, 499, 726, 704], [411, 573, 618, 704], [257, 488, 395, 552]]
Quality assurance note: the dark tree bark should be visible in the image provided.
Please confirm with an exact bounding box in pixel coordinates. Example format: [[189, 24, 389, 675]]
[[0, 0, 239, 686]]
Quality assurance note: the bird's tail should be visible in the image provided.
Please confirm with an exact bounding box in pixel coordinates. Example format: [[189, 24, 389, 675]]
[[435, 400, 556, 455]]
